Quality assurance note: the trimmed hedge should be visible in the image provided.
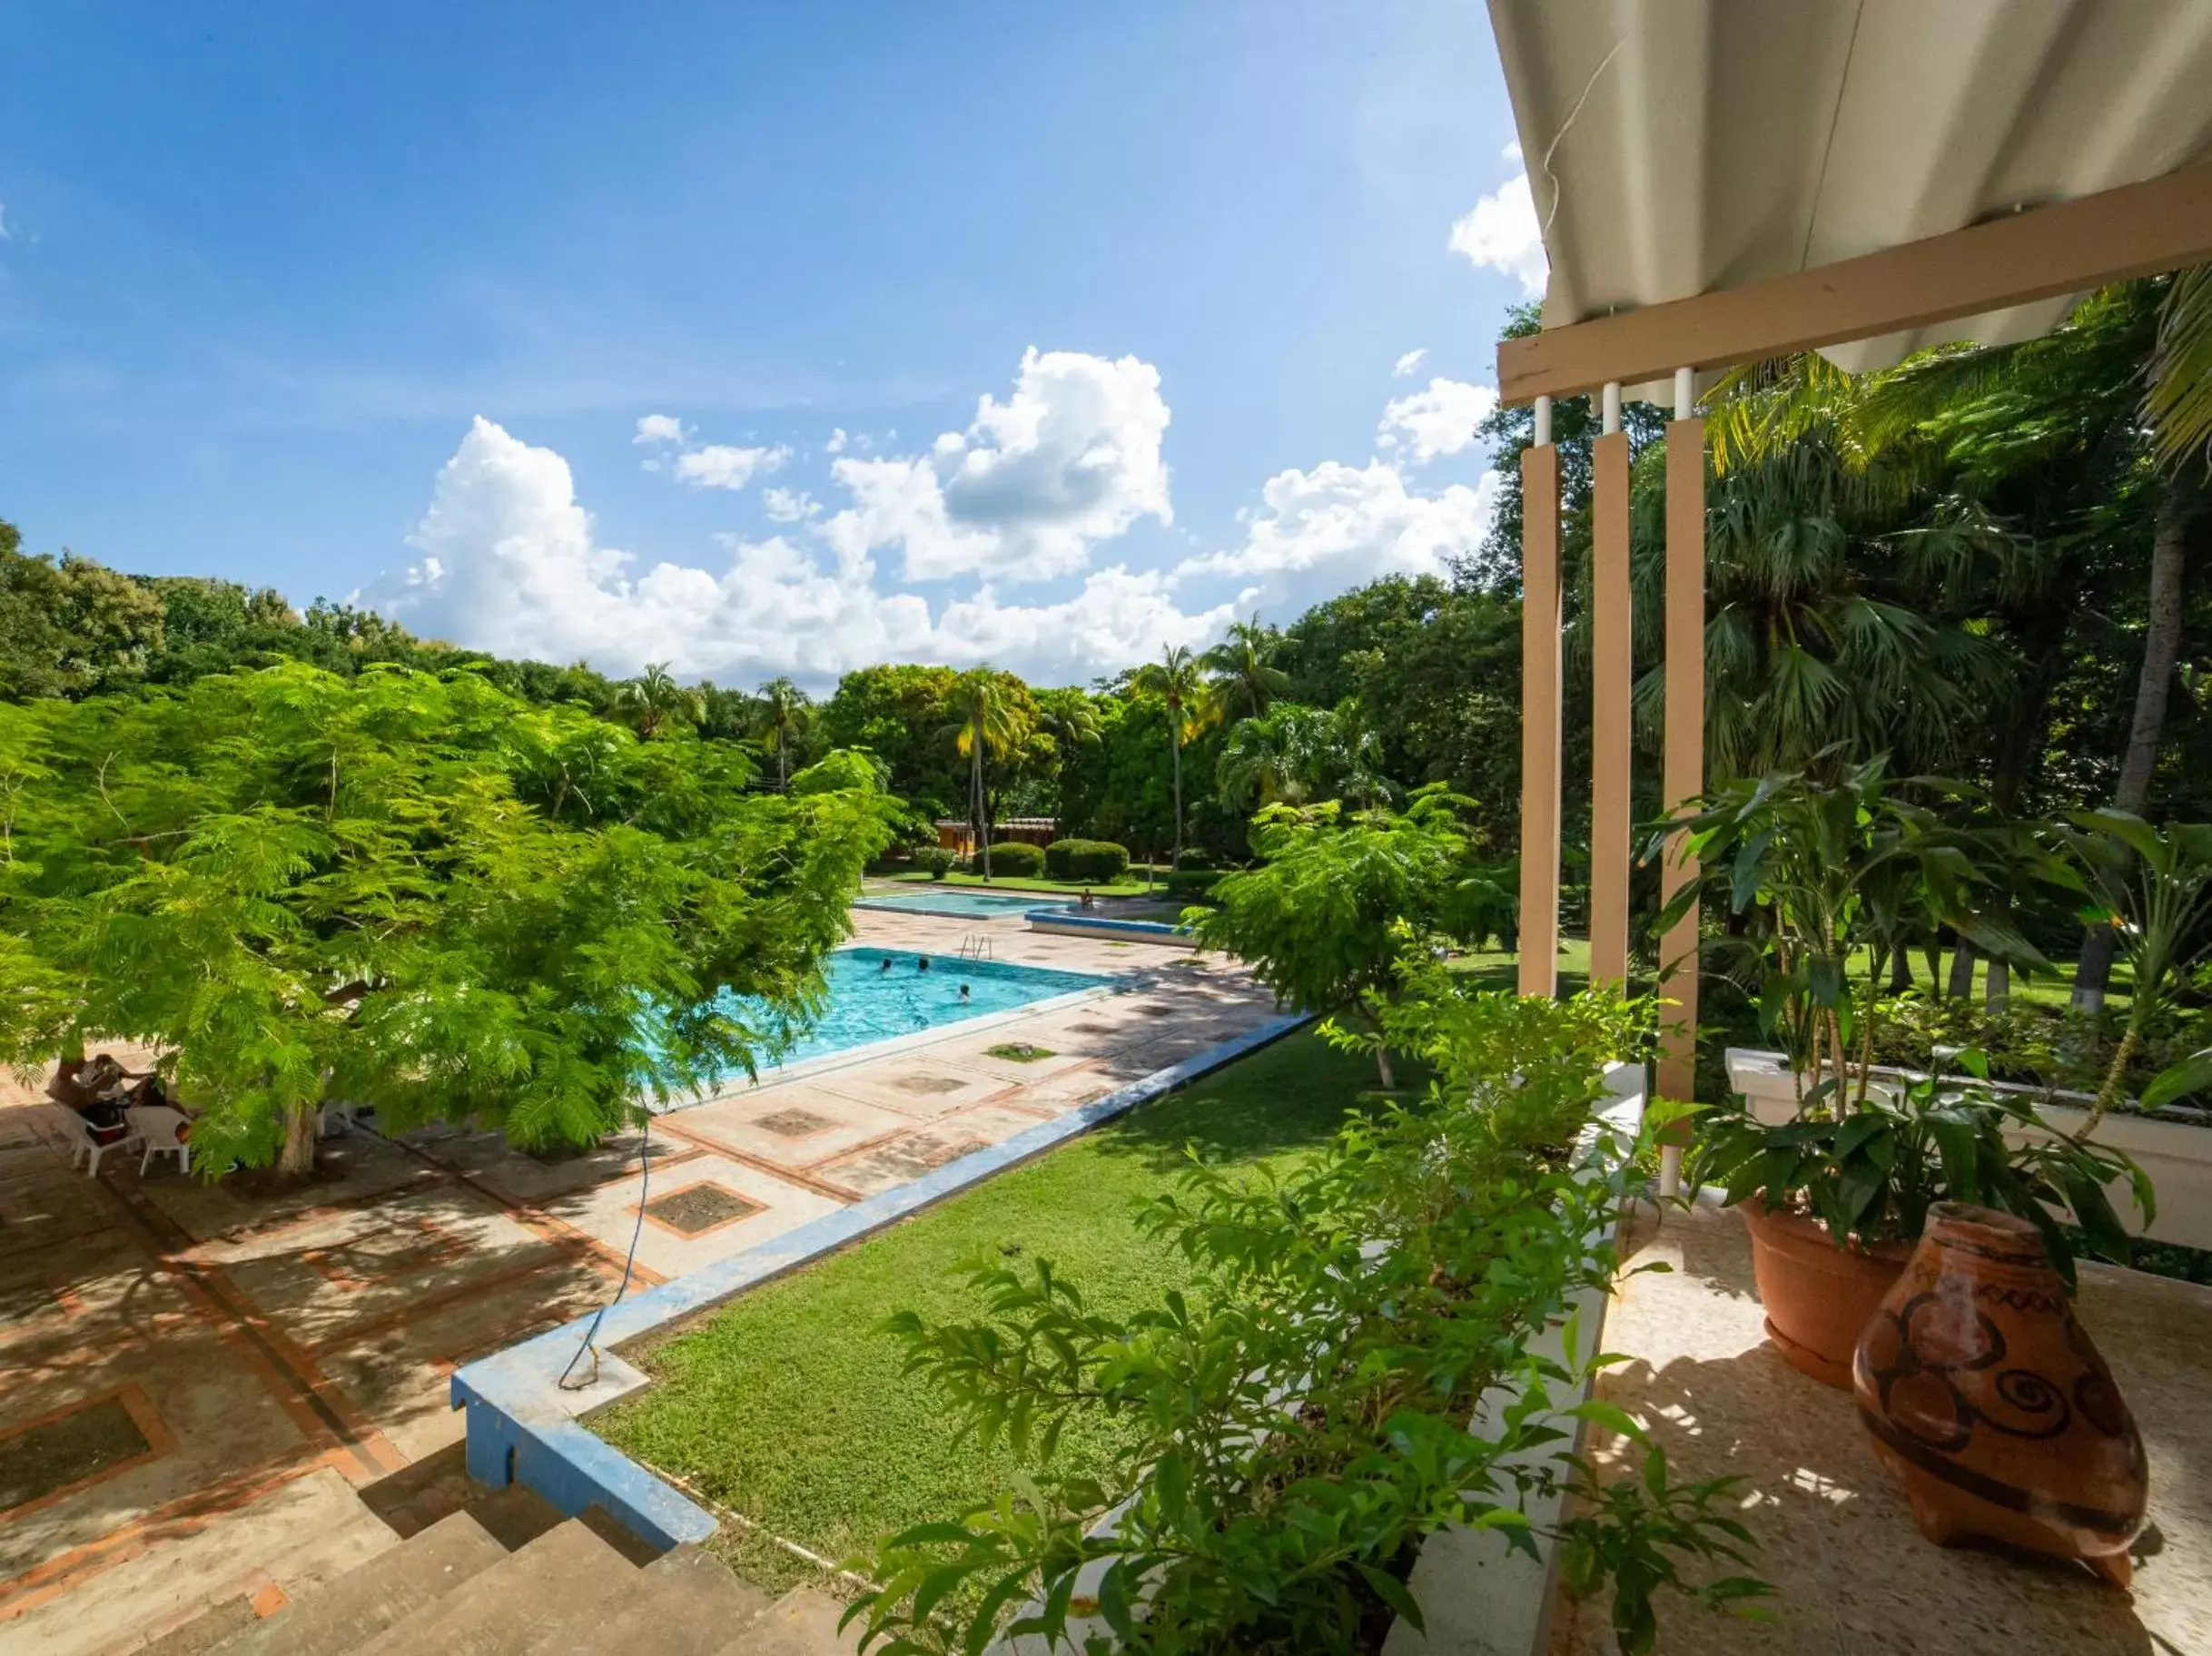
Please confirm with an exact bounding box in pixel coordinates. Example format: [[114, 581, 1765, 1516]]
[[1174, 849, 1216, 872], [1164, 867, 1224, 901], [915, 846, 957, 880], [969, 841, 1045, 878], [1044, 839, 1130, 883]]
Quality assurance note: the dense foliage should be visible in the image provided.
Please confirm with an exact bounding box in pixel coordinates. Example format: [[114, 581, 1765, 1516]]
[[845, 979, 1763, 1655], [1043, 839, 1130, 883], [0, 661, 893, 1171]]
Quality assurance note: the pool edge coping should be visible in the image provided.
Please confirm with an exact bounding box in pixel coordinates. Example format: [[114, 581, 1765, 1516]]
[[449, 1008, 1314, 1552]]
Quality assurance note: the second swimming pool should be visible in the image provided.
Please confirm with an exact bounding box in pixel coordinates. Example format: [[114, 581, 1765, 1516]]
[[853, 888, 1061, 920], [714, 946, 1109, 1076]]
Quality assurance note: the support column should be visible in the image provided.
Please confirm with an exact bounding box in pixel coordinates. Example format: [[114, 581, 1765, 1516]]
[[1658, 368, 1705, 1194], [1517, 397, 1562, 998], [1588, 383, 1631, 988]]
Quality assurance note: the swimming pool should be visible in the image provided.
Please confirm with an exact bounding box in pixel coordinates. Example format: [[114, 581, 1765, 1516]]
[[854, 889, 1061, 920], [715, 946, 1108, 1075]]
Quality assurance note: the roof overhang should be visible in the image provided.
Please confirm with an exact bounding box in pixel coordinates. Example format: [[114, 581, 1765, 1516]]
[[1487, 0, 2212, 403]]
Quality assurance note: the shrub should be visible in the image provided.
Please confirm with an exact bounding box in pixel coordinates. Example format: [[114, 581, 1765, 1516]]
[[969, 840, 1044, 878], [1175, 847, 1215, 871], [915, 846, 957, 881], [1164, 867, 1222, 901], [1044, 838, 1130, 882], [849, 977, 1767, 1654]]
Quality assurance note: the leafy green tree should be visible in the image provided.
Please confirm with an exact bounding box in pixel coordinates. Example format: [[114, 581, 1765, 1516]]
[[1189, 787, 1504, 1085], [751, 675, 815, 787], [1031, 685, 1102, 833], [942, 666, 1029, 880], [821, 664, 965, 821], [0, 661, 892, 1175], [0, 527, 168, 699], [1132, 644, 1216, 869], [1216, 702, 1388, 813], [616, 662, 706, 741], [1201, 616, 1290, 722]]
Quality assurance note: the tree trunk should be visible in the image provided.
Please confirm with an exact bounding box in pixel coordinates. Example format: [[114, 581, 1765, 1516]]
[[280, 1103, 317, 1178], [1374, 1044, 1395, 1089], [1985, 958, 2010, 1012], [1170, 723, 1184, 870], [1947, 940, 1977, 1001], [973, 730, 991, 882], [2073, 480, 2194, 1011], [777, 727, 787, 789], [1888, 946, 1912, 994]]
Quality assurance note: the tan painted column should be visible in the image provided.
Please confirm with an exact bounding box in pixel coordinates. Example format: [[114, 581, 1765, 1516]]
[[1588, 398, 1632, 988], [1517, 416, 1562, 999], [1657, 407, 1706, 1112]]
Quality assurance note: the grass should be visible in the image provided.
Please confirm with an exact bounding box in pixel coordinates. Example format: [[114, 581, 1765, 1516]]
[[593, 1026, 1398, 1593]]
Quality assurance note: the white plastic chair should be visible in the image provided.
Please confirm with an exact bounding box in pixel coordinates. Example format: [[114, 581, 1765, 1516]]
[[124, 1106, 191, 1177], [68, 1110, 142, 1176]]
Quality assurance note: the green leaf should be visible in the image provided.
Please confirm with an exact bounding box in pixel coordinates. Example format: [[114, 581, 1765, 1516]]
[[1357, 1563, 1426, 1632]]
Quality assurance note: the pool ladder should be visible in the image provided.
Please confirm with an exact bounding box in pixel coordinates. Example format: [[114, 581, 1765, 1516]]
[[957, 933, 994, 961]]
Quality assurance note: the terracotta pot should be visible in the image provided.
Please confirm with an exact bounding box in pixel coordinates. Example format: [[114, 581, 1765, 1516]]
[[1740, 1199, 1911, 1389], [1853, 1203, 2148, 1587]]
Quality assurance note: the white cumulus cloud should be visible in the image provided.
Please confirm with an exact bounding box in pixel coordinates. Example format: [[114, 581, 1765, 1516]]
[[672, 443, 790, 491], [1378, 378, 1499, 463], [1392, 347, 1427, 378], [820, 347, 1171, 583], [824, 427, 848, 455], [760, 487, 821, 524], [1448, 169, 1547, 297], [633, 413, 687, 446]]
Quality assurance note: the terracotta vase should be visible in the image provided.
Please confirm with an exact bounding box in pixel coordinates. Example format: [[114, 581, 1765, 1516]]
[[1853, 1202, 2148, 1586], [1741, 1198, 1911, 1389]]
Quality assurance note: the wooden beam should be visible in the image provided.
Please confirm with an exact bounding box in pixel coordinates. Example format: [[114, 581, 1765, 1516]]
[[1517, 443, 1561, 999], [1587, 430, 1631, 989], [1656, 417, 1705, 1112], [1499, 164, 2212, 404]]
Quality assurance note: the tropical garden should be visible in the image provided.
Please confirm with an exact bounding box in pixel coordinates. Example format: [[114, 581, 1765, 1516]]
[[2, 268, 2208, 1649]]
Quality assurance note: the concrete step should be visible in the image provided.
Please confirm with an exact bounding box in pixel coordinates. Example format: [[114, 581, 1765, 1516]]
[[349, 1517, 638, 1656], [524, 1544, 775, 1656], [723, 1586, 859, 1656], [126, 1598, 257, 1656], [209, 1508, 509, 1656]]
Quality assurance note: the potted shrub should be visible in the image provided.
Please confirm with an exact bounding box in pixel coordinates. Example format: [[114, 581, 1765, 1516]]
[[1649, 762, 2150, 1384], [1689, 1059, 2150, 1386]]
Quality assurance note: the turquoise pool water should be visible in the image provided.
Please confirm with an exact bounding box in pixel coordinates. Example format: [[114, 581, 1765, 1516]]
[[854, 889, 1062, 920], [720, 946, 1107, 1072]]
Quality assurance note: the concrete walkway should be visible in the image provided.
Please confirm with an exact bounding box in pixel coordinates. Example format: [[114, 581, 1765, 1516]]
[[0, 908, 1276, 1653]]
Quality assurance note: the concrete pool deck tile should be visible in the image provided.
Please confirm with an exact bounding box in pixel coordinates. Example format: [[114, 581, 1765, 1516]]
[[126, 1135, 441, 1247], [922, 1036, 1097, 1086], [540, 1152, 847, 1280], [659, 1087, 916, 1170], [811, 1101, 1056, 1198], [391, 1124, 679, 1207], [811, 1059, 1022, 1119]]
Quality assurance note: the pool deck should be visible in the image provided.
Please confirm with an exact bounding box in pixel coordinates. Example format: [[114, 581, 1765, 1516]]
[[0, 908, 1279, 1654]]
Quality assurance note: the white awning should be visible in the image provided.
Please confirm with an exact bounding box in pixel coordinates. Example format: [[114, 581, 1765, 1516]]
[[1488, 0, 2212, 376]]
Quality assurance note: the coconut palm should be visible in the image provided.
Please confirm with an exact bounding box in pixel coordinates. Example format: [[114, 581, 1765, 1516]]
[[752, 676, 812, 789], [1218, 702, 1393, 813], [1032, 687, 1102, 833], [1133, 644, 1217, 869], [615, 662, 704, 741], [1202, 617, 1291, 723], [941, 667, 1026, 880]]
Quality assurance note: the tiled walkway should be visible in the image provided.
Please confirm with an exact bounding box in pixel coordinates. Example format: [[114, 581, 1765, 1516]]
[[0, 908, 1275, 1652]]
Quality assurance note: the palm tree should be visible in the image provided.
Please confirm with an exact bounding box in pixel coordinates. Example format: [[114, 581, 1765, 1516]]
[[616, 662, 704, 741], [1133, 644, 1216, 869], [1217, 702, 1392, 813], [1201, 617, 1291, 723], [941, 667, 1025, 880], [751, 676, 812, 789], [1033, 688, 1102, 833]]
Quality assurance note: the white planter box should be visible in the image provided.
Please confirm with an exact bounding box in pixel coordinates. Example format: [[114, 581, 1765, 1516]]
[[1725, 1048, 2212, 1254]]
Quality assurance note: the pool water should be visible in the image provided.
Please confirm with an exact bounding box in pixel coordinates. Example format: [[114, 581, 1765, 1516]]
[[719, 946, 1108, 1073], [855, 889, 1062, 920]]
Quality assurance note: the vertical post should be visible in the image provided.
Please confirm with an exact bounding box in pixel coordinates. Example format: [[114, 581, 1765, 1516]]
[[1588, 384, 1631, 988], [1518, 396, 1562, 998], [1658, 367, 1704, 1196]]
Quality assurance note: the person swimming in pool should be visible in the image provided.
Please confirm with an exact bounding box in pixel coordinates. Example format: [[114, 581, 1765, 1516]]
[[879, 956, 894, 974], [918, 957, 932, 971], [959, 983, 972, 1001]]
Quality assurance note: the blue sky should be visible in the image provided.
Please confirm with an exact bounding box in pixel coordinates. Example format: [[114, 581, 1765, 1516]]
[[0, 2, 1545, 687]]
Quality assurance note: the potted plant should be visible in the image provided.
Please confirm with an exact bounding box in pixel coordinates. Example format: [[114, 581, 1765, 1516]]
[[1650, 762, 2148, 1385], [1689, 1058, 2151, 1385]]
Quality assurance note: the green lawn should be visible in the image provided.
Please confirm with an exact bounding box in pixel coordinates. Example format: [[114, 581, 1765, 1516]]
[[593, 1027, 1394, 1592]]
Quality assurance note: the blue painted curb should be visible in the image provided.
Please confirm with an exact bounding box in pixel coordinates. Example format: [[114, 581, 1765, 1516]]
[[450, 1010, 1312, 1550], [1024, 911, 1187, 943]]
